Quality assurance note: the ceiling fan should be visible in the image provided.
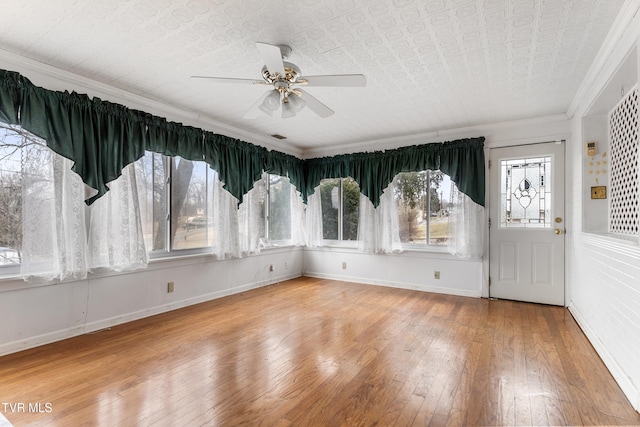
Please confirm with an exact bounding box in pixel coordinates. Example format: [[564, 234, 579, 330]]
[[191, 42, 366, 119]]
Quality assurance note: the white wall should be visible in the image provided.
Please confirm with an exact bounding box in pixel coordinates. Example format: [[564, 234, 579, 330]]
[[566, 2, 640, 411], [304, 247, 482, 298], [0, 248, 303, 356]]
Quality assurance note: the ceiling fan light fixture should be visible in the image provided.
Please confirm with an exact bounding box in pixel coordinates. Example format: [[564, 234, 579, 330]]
[[288, 93, 306, 113], [282, 100, 296, 118], [259, 89, 281, 115]]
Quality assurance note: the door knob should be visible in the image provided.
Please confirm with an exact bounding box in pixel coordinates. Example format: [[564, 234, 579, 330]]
[[554, 228, 563, 235]]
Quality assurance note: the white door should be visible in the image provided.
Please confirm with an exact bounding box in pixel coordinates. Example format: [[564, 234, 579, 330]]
[[489, 142, 565, 305]]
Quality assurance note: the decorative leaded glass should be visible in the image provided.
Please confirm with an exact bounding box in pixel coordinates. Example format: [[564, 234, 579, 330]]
[[500, 157, 552, 228]]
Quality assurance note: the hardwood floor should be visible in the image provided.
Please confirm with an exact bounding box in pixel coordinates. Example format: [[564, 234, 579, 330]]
[[1, 277, 639, 426]]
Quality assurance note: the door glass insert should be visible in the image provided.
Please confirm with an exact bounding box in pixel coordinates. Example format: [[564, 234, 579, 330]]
[[500, 156, 552, 228]]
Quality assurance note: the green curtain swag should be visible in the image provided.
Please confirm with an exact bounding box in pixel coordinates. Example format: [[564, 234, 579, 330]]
[[304, 138, 485, 207], [20, 84, 149, 204], [146, 116, 203, 162], [0, 70, 21, 125], [263, 148, 305, 197], [0, 68, 485, 208], [203, 132, 266, 203], [438, 138, 486, 206]]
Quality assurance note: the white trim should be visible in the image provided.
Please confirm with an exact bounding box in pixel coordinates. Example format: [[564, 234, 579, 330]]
[[0, 246, 302, 292], [303, 271, 482, 298], [580, 232, 640, 256], [568, 1, 640, 118], [302, 245, 466, 261], [0, 271, 300, 357], [301, 114, 570, 158], [569, 303, 640, 412]]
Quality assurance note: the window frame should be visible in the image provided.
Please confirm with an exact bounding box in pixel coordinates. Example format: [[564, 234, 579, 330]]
[[145, 166, 296, 260], [395, 169, 453, 251], [319, 177, 360, 246], [263, 173, 295, 247]]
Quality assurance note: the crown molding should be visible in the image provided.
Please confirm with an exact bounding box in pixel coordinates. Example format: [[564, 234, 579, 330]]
[[567, 0, 640, 119], [0, 48, 303, 157], [300, 113, 571, 159]]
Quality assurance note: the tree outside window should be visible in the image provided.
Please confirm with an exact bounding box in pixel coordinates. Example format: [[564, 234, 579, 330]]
[[267, 174, 292, 241], [318, 177, 360, 241], [394, 170, 451, 245]]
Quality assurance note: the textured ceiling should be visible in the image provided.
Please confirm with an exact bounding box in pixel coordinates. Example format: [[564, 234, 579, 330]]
[[0, 0, 625, 153]]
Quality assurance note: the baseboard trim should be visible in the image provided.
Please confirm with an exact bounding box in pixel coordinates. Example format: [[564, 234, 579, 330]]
[[303, 271, 482, 298], [569, 303, 640, 412], [0, 273, 300, 357]]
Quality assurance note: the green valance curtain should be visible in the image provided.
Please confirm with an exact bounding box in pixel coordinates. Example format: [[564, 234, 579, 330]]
[[0, 68, 485, 207], [263, 149, 305, 196], [438, 138, 486, 206], [146, 116, 203, 162], [304, 138, 485, 207], [0, 69, 305, 205], [20, 84, 149, 204], [0, 70, 21, 125], [203, 132, 266, 202]]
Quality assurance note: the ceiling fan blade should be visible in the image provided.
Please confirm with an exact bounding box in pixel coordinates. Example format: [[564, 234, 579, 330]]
[[297, 90, 334, 118], [190, 76, 266, 85], [298, 74, 366, 87], [256, 42, 285, 77], [243, 90, 273, 119]]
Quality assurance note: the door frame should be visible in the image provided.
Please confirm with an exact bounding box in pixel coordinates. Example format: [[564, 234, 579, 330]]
[[483, 138, 569, 306]]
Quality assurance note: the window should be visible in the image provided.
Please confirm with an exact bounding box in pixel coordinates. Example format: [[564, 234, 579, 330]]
[[266, 174, 291, 241], [136, 151, 168, 252], [136, 152, 221, 254], [499, 157, 551, 229], [170, 158, 215, 251], [0, 126, 23, 270], [394, 170, 453, 246], [136, 154, 296, 257], [0, 126, 302, 278], [318, 177, 360, 241]]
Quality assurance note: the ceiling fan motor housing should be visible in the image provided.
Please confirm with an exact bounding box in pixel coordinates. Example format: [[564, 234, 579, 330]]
[[261, 61, 301, 84]]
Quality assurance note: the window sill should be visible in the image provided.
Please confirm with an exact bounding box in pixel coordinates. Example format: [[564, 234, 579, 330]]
[[0, 246, 303, 291], [307, 241, 451, 253], [304, 243, 472, 260]]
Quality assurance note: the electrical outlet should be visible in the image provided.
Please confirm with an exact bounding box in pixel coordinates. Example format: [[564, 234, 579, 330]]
[[342, 262, 347, 270], [269, 264, 274, 272], [167, 282, 174, 293], [285, 262, 288, 269], [434, 271, 440, 280]]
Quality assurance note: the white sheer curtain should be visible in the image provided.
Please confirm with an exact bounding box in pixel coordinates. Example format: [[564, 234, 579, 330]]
[[290, 185, 306, 246], [87, 162, 148, 272], [304, 190, 324, 248], [211, 171, 240, 259], [20, 143, 88, 281], [357, 182, 402, 254], [447, 191, 485, 259], [238, 177, 266, 255]]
